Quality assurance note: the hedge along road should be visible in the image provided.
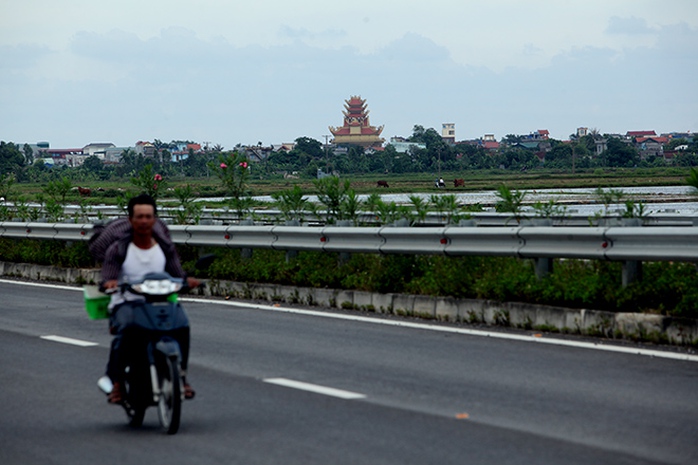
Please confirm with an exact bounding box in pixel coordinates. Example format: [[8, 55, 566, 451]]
[[1, 279, 697, 465]]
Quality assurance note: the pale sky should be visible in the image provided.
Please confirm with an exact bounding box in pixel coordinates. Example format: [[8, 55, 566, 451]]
[[2, 1, 697, 149]]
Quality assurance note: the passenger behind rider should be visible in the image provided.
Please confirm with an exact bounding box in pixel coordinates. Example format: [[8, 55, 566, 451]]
[[96, 194, 199, 403]]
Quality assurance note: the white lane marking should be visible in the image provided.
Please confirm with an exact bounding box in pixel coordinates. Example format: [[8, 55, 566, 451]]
[[181, 297, 698, 363], [2, 280, 695, 362], [0, 279, 76, 291], [41, 335, 99, 347], [264, 378, 366, 399]]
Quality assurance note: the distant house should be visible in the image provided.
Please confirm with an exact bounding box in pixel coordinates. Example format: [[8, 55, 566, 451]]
[[478, 134, 500, 152], [37, 147, 83, 166], [514, 141, 541, 150], [441, 123, 456, 144], [595, 139, 608, 156], [243, 145, 274, 162], [83, 143, 115, 159], [272, 143, 296, 152], [635, 136, 668, 159], [170, 143, 203, 162], [135, 141, 156, 157], [389, 137, 426, 153], [626, 130, 656, 139], [525, 129, 549, 141], [480, 140, 500, 151], [104, 147, 132, 163]]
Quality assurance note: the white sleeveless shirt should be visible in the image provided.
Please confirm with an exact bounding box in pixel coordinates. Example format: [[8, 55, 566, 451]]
[[109, 242, 166, 309]]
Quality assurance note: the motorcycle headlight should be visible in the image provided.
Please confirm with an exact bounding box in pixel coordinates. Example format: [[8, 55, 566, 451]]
[[132, 279, 182, 295]]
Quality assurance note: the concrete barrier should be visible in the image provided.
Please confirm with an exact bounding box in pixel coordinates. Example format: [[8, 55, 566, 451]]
[[1, 261, 696, 346]]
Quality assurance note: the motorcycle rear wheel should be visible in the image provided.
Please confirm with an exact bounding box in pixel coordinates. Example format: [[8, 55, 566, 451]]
[[157, 356, 182, 435]]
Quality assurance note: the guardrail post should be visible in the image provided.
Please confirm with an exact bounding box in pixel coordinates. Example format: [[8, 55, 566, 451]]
[[240, 219, 254, 259], [621, 218, 643, 287], [285, 220, 300, 262], [336, 220, 353, 264], [524, 218, 553, 280]]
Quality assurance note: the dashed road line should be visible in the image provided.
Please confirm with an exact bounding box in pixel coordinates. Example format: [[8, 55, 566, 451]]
[[41, 335, 99, 347], [264, 378, 366, 400]]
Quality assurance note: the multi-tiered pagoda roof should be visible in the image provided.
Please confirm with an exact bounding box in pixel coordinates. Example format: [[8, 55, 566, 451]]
[[329, 96, 384, 148]]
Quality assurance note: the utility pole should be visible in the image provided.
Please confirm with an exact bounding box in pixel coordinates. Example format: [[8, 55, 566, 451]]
[[323, 135, 330, 170]]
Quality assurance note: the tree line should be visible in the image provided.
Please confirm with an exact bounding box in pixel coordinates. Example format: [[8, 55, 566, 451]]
[[2, 127, 698, 183]]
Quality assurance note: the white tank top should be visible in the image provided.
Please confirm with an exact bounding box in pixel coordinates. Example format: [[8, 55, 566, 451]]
[[109, 242, 166, 309]]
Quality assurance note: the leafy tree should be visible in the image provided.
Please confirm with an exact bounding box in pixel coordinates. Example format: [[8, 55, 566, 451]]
[[0, 141, 25, 177], [210, 152, 249, 200], [184, 150, 216, 177], [81, 155, 103, 175], [502, 134, 524, 144], [210, 152, 252, 219], [667, 138, 689, 151], [363, 193, 382, 213], [42, 176, 73, 222], [23, 144, 34, 164], [0, 173, 15, 200], [130, 164, 167, 199], [600, 138, 639, 167], [43, 176, 72, 204], [430, 194, 464, 224], [495, 185, 527, 224], [674, 152, 698, 167], [593, 188, 625, 218], [499, 147, 540, 170], [312, 176, 352, 224], [293, 137, 324, 159], [340, 188, 362, 225], [545, 144, 573, 169], [272, 185, 309, 222], [115, 148, 147, 178], [374, 199, 411, 225], [409, 125, 443, 147], [532, 199, 568, 219], [409, 195, 429, 224], [172, 184, 203, 225]]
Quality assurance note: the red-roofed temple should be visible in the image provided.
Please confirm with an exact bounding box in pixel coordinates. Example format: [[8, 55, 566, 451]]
[[329, 96, 384, 148]]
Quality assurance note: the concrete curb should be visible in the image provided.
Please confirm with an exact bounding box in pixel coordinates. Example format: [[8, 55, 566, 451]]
[[2, 261, 696, 346]]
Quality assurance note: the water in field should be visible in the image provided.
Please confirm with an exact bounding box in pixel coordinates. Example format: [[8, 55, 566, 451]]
[[242, 186, 698, 216]]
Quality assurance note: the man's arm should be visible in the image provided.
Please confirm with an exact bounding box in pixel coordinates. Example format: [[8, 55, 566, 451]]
[[100, 241, 123, 285], [89, 218, 130, 262]]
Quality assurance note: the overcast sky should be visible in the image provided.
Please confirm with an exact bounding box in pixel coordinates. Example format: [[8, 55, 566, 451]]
[[2, 1, 697, 149]]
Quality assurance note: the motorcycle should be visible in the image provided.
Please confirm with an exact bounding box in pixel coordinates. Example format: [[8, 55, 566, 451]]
[[97, 272, 192, 434]]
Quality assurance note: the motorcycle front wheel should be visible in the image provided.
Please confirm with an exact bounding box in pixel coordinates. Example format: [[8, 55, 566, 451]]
[[157, 355, 182, 435]]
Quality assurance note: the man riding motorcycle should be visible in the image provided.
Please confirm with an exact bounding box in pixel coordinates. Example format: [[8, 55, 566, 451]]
[[96, 194, 199, 403]]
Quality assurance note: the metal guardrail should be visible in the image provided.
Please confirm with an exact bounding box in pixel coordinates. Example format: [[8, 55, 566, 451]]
[[1, 222, 697, 263], [3, 204, 697, 227]]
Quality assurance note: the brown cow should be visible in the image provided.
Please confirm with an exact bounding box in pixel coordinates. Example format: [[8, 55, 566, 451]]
[[377, 180, 389, 188], [77, 186, 91, 197], [453, 178, 465, 187]]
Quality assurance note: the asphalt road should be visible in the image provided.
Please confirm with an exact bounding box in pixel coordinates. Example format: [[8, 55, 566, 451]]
[[1, 279, 696, 465]]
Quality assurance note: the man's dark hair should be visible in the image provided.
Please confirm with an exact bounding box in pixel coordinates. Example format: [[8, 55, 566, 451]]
[[127, 193, 158, 218]]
